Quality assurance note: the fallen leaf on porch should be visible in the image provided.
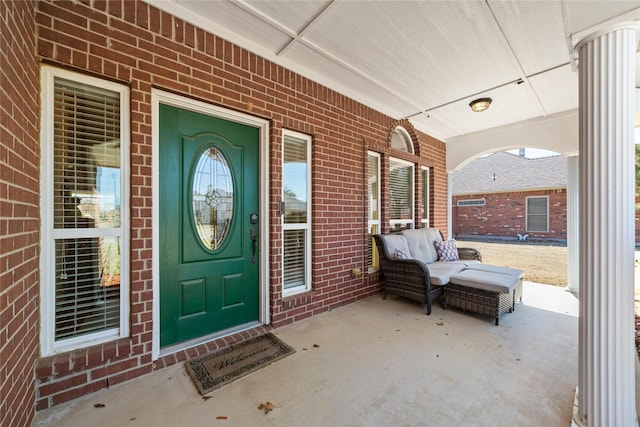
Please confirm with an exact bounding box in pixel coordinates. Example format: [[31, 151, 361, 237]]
[[395, 329, 400, 332], [313, 344, 320, 348], [203, 396, 213, 401], [302, 348, 308, 351], [258, 401, 276, 414], [94, 403, 105, 408], [436, 322, 444, 326], [216, 416, 228, 420]]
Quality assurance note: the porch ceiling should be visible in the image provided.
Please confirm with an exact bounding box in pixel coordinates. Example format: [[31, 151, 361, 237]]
[[148, 0, 639, 143]]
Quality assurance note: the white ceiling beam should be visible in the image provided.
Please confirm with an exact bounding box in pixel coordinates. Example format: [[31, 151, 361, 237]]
[[485, 0, 548, 117], [276, 0, 336, 57], [231, 0, 298, 38], [228, 0, 426, 116], [446, 109, 578, 171]]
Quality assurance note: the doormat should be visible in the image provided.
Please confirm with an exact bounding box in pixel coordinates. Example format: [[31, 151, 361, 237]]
[[185, 333, 295, 395]]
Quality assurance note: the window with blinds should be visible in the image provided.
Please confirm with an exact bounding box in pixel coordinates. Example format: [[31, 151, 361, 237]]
[[41, 67, 129, 355], [367, 152, 380, 270], [389, 158, 414, 230], [282, 131, 311, 295], [421, 167, 430, 227], [526, 196, 549, 232]]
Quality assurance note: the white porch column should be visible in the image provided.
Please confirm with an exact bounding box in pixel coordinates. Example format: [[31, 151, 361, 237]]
[[575, 25, 637, 427], [566, 155, 579, 293]]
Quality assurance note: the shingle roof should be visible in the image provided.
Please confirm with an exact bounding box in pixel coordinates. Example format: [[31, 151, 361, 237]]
[[452, 152, 567, 195]]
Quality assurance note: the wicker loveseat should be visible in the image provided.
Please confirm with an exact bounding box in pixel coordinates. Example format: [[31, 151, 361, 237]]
[[374, 228, 523, 324], [373, 228, 482, 315]]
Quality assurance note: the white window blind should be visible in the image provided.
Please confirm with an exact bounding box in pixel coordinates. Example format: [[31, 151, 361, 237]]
[[421, 167, 430, 227], [283, 229, 306, 288], [282, 131, 311, 295], [526, 196, 549, 232], [389, 158, 414, 230], [367, 152, 380, 270], [41, 67, 129, 355]]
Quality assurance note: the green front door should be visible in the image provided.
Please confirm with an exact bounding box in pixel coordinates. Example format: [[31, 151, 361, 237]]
[[159, 104, 260, 347]]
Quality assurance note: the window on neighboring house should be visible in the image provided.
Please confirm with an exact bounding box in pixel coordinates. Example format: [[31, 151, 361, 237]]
[[40, 66, 129, 355], [457, 199, 486, 207], [526, 196, 548, 232], [282, 130, 312, 296], [391, 126, 414, 154], [389, 157, 414, 231], [367, 152, 381, 271], [421, 166, 430, 227]]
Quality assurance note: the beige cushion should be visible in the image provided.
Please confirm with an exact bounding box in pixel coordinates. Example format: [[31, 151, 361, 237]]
[[428, 261, 469, 268], [401, 228, 442, 264], [380, 234, 411, 260], [465, 264, 524, 279], [425, 262, 466, 285], [450, 270, 520, 293]]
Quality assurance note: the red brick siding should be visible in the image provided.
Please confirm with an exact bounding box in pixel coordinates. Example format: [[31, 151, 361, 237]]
[[0, 2, 40, 427], [29, 0, 448, 409], [636, 195, 640, 243], [452, 189, 567, 240]]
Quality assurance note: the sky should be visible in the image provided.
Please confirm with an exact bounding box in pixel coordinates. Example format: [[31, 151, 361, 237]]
[[505, 148, 559, 158]]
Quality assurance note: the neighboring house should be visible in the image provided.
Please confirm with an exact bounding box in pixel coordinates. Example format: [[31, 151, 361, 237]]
[[453, 149, 640, 245], [452, 152, 568, 241]]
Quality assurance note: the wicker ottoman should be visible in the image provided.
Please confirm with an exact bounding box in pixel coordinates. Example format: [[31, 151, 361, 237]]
[[464, 264, 524, 309], [444, 269, 523, 325]]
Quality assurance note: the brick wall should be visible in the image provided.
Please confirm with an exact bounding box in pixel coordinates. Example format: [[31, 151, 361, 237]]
[[0, 2, 40, 427], [453, 189, 567, 240], [32, 0, 447, 409], [636, 195, 640, 243]]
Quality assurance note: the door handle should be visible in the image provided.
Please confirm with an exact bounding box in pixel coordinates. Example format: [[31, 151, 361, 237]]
[[249, 213, 258, 264], [250, 227, 257, 263]]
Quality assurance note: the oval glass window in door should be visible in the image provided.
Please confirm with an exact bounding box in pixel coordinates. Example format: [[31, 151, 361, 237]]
[[192, 147, 234, 250]]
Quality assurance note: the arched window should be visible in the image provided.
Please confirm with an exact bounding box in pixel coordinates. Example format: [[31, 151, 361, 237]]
[[390, 126, 414, 154]]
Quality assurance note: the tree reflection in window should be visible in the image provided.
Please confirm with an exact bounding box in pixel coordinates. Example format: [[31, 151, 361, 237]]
[[192, 147, 234, 250]]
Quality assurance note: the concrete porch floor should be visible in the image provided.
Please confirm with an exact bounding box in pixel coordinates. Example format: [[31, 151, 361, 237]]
[[34, 282, 579, 427]]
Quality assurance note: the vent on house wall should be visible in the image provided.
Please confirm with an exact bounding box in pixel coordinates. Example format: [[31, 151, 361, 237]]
[[457, 199, 486, 207]]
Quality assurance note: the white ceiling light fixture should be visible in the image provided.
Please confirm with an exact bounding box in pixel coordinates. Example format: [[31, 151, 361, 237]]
[[469, 97, 493, 112]]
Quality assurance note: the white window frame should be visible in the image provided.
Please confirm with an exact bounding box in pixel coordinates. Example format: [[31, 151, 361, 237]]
[[526, 195, 549, 232], [282, 129, 312, 296], [391, 126, 414, 154], [39, 66, 130, 356], [421, 166, 430, 227], [389, 157, 415, 230], [368, 151, 381, 271]]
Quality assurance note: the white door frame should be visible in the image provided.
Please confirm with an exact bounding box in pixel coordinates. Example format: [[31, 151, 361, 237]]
[[151, 90, 270, 360]]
